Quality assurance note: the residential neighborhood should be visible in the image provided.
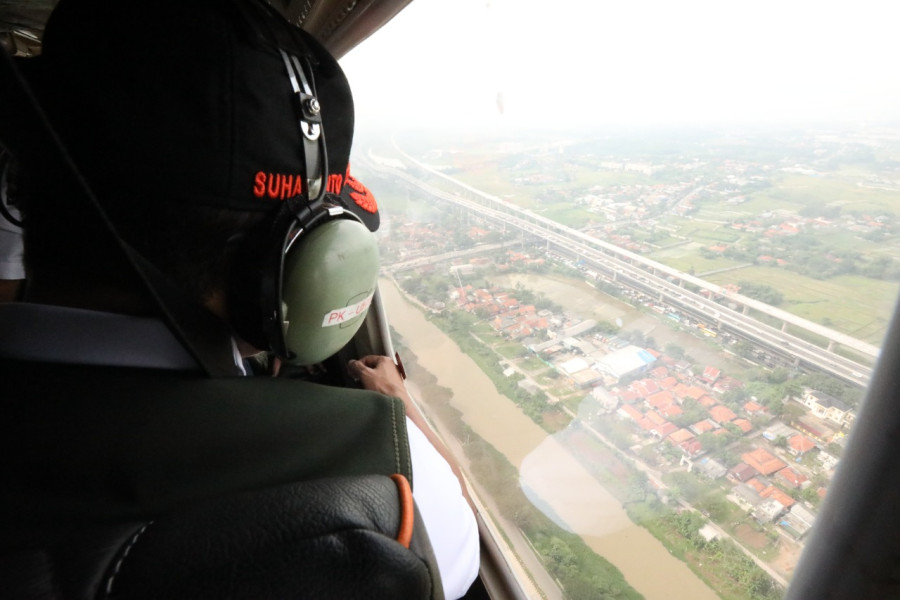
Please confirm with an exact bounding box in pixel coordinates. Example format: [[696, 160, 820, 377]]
[[391, 233, 859, 580]]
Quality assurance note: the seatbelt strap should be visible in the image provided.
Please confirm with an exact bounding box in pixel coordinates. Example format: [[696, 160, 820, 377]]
[[0, 44, 240, 377]]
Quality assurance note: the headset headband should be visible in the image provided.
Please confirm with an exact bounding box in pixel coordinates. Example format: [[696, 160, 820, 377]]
[[280, 50, 326, 200]]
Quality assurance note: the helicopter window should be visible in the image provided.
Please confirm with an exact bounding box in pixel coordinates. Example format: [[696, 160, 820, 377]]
[[341, 1, 899, 599]]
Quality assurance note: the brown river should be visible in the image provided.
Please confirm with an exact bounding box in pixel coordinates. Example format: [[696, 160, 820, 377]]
[[379, 279, 719, 600]]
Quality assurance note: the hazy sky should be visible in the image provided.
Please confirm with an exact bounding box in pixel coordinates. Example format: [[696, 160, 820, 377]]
[[341, 0, 900, 132]]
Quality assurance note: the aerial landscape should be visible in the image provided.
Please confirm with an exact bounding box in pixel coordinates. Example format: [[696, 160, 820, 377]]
[[350, 125, 900, 600]]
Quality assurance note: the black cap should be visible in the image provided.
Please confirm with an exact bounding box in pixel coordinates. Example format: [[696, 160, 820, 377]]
[[36, 0, 378, 230]]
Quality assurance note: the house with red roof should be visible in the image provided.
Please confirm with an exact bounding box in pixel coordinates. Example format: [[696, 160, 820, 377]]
[[668, 429, 695, 445], [732, 418, 753, 433], [631, 379, 660, 398], [653, 422, 679, 439], [700, 366, 721, 384], [680, 439, 703, 457], [616, 388, 641, 404], [671, 383, 693, 402], [637, 416, 656, 432], [746, 478, 767, 494], [761, 485, 796, 509], [691, 419, 717, 435], [743, 400, 766, 414], [646, 390, 675, 410], [776, 467, 809, 489], [709, 405, 737, 423], [659, 404, 683, 419], [698, 394, 718, 407], [617, 404, 643, 421], [646, 410, 667, 426], [788, 434, 817, 456], [659, 376, 678, 390], [649, 366, 669, 379], [742, 448, 788, 476]]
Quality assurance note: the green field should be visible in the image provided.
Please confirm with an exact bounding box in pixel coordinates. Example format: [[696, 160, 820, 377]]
[[707, 267, 899, 345], [650, 241, 748, 274], [747, 173, 900, 216]]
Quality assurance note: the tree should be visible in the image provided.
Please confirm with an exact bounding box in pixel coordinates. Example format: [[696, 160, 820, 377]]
[[783, 403, 806, 422], [734, 340, 753, 358], [665, 343, 686, 360]]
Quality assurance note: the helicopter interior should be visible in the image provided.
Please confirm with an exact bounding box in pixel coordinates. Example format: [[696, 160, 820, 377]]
[[3, 2, 900, 599]]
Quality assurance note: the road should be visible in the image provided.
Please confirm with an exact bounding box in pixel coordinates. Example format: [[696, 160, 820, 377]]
[[365, 146, 875, 386]]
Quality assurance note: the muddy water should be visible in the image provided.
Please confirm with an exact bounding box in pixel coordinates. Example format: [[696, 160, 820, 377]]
[[379, 280, 719, 600]]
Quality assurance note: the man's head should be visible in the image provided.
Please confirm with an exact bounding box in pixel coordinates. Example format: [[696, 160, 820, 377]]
[[22, 0, 381, 362]]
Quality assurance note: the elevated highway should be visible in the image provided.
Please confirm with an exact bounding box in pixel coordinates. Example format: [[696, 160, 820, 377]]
[[363, 145, 878, 386]]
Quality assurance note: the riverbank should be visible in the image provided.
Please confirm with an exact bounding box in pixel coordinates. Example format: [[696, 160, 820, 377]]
[[380, 278, 720, 600]]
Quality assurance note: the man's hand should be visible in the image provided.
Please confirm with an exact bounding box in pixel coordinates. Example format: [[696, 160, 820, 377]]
[[348, 355, 408, 400], [348, 354, 475, 512]]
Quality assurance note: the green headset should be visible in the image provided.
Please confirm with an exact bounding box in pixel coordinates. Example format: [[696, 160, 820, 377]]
[[227, 19, 380, 366]]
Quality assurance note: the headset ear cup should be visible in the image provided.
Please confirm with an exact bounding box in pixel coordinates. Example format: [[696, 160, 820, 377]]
[[281, 218, 379, 365]]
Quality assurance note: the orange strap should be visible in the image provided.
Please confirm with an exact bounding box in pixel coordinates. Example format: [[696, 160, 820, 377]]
[[390, 473, 414, 548]]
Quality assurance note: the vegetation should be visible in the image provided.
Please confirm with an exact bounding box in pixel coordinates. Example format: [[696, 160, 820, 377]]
[[737, 281, 784, 306], [648, 512, 782, 600], [396, 342, 643, 600], [395, 280, 571, 432]]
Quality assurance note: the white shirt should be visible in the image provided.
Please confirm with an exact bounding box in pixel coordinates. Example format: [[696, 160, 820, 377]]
[[0, 158, 24, 280], [0, 302, 479, 598]]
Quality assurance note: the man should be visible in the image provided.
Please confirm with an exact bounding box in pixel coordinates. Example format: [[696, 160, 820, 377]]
[[0, 0, 478, 597]]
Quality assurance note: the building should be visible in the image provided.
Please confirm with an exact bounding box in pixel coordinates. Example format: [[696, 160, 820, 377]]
[[693, 456, 728, 479], [776, 466, 809, 489], [778, 504, 817, 540], [728, 462, 757, 483], [802, 389, 855, 428], [742, 448, 788, 476], [709, 405, 737, 424], [753, 498, 786, 523], [728, 483, 763, 511], [788, 434, 817, 457], [761, 485, 795, 510], [690, 419, 718, 435], [570, 368, 604, 388], [593, 345, 657, 382], [796, 415, 836, 443], [762, 422, 798, 442], [559, 357, 590, 375], [732, 418, 753, 433]]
